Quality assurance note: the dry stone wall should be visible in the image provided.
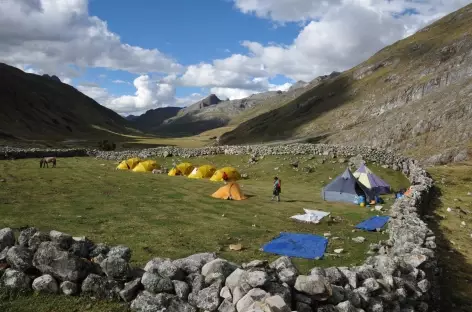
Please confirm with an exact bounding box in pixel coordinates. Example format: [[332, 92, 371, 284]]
[[0, 144, 437, 312]]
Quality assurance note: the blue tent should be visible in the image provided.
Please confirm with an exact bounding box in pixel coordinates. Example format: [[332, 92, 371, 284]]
[[321, 167, 373, 204]]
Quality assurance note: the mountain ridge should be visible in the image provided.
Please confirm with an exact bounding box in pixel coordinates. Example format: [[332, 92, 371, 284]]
[[0, 62, 133, 141], [219, 3, 472, 164]]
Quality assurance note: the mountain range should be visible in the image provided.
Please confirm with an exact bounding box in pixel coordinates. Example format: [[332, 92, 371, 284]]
[[1, 3, 472, 163]]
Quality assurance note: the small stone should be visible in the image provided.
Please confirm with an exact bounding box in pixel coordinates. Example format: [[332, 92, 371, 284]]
[[363, 278, 380, 292], [218, 298, 237, 312], [417, 279, 430, 293], [190, 282, 221, 311], [60, 281, 79, 296], [28, 232, 50, 252], [352, 237, 366, 243], [32, 274, 59, 294], [335, 301, 357, 312], [130, 291, 173, 311], [265, 295, 291, 312], [220, 285, 232, 300], [334, 249, 344, 254], [173, 280, 190, 300], [232, 286, 246, 305]]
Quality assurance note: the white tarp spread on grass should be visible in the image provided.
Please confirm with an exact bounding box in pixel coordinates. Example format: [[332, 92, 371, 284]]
[[290, 209, 331, 224]]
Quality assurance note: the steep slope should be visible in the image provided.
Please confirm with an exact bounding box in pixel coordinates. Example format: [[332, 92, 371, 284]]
[[128, 107, 182, 133], [220, 3, 472, 164], [0, 63, 133, 141]]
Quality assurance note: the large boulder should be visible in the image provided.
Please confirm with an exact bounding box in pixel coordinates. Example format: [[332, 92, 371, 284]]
[[294, 275, 332, 298], [173, 280, 190, 299], [81, 273, 122, 300], [28, 232, 50, 252], [269, 257, 299, 286], [156, 259, 185, 281], [32, 242, 92, 282], [119, 278, 142, 302], [0, 228, 15, 250], [100, 256, 130, 281], [130, 291, 174, 312], [89, 243, 110, 258], [18, 227, 38, 247], [144, 257, 171, 273], [189, 282, 222, 312], [107, 245, 132, 262], [236, 288, 270, 312], [32, 274, 59, 294], [141, 272, 174, 294], [202, 258, 238, 278], [0, 247, 10, 263], [6, 246, 34, 272], [173, 252, 217, 274], [0, 268, 31, 291], [49, 230, 74, 250]]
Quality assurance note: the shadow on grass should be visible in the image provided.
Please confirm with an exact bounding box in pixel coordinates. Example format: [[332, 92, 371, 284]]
[[423, 186, 472, 312]]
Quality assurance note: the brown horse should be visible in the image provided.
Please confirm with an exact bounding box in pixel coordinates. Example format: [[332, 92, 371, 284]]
[[40, 157, 56, 168]]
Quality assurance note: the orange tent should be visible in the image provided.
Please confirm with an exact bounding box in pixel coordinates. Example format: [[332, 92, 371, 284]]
[[211, 182, 247, 201]]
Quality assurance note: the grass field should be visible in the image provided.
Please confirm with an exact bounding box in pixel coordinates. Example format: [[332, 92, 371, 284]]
[[427, 162, 472, 312], [0, 155, 409, 311]]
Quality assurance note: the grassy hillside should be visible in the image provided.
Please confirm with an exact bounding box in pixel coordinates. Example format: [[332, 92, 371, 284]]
[[127, 107, 182, 133], [0, 63, 134, 141], [220, 4, 472, 163]]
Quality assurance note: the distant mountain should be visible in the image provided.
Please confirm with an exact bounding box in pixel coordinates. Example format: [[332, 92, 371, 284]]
[[125, 115, 138, 121], [0, 63, 132, 141], [128, 107, 182, 133], [220, 4, 472, 164]]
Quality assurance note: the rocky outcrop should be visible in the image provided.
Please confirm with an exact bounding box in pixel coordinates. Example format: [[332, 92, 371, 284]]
[[0, 143, 438, 311]]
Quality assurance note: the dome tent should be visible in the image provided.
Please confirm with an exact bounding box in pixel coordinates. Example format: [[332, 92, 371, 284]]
[[133, 160, 160, 172], [188, 165, 217, 179], [212, 182, 247, 200], [116, 157, 141, 170], [353, 164, 391, 195], [210, 167, 241, 182], [321, 167, 373, 204], [168, 162, 194, 176]]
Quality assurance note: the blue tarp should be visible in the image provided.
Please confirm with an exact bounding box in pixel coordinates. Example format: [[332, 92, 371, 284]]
[[355, 216, 390, 231], [262, 232, 328, 260]]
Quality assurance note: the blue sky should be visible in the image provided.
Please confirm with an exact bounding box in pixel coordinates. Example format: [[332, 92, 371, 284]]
[[2, 0, 469, 115], [78, 0, 300, 102]]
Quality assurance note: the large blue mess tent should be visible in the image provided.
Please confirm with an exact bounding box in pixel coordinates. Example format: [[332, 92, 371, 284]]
[[355, 216, 390, 231], [321, 167, 374, 204], [262, 232, 328, 260]]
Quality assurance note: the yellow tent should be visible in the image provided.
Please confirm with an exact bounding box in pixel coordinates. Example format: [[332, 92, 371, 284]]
[[133, 160, 160, 173], [116, 157, 141, 170], [210, 167, 241, 182], [211, 182, 247, 200], [168, 167, 181, 176], [188, 165, 217, 179], [168, 163, 194, 176]]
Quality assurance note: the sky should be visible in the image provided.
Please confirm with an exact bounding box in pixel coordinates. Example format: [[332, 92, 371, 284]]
[[1, 0, 471, 116]]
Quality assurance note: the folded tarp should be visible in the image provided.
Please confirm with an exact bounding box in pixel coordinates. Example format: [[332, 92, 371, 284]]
[[290, 209, 330, 224], [355, 216, 390, 231], [262, 232, 328, 260]]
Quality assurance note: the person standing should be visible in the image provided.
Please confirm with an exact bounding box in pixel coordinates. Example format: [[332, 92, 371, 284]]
[[271, 177, 281, 202]]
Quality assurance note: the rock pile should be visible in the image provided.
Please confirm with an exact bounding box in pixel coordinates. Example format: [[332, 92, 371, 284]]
[[0, 143, 438, 311]]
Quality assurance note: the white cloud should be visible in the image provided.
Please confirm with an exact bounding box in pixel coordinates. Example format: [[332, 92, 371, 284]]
[[0, 0, 182, 77], [112, 80, 130, 84], [78, 75, 204, 115]]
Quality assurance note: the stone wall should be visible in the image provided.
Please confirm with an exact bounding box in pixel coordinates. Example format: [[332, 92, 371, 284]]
[[0, 144, 437, 312]]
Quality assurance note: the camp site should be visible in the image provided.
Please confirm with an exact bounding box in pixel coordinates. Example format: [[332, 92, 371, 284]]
[[0, 153, 410, 271]]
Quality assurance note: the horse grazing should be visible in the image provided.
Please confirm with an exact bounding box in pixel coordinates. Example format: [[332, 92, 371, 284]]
[[40, 157, 56, 168]]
